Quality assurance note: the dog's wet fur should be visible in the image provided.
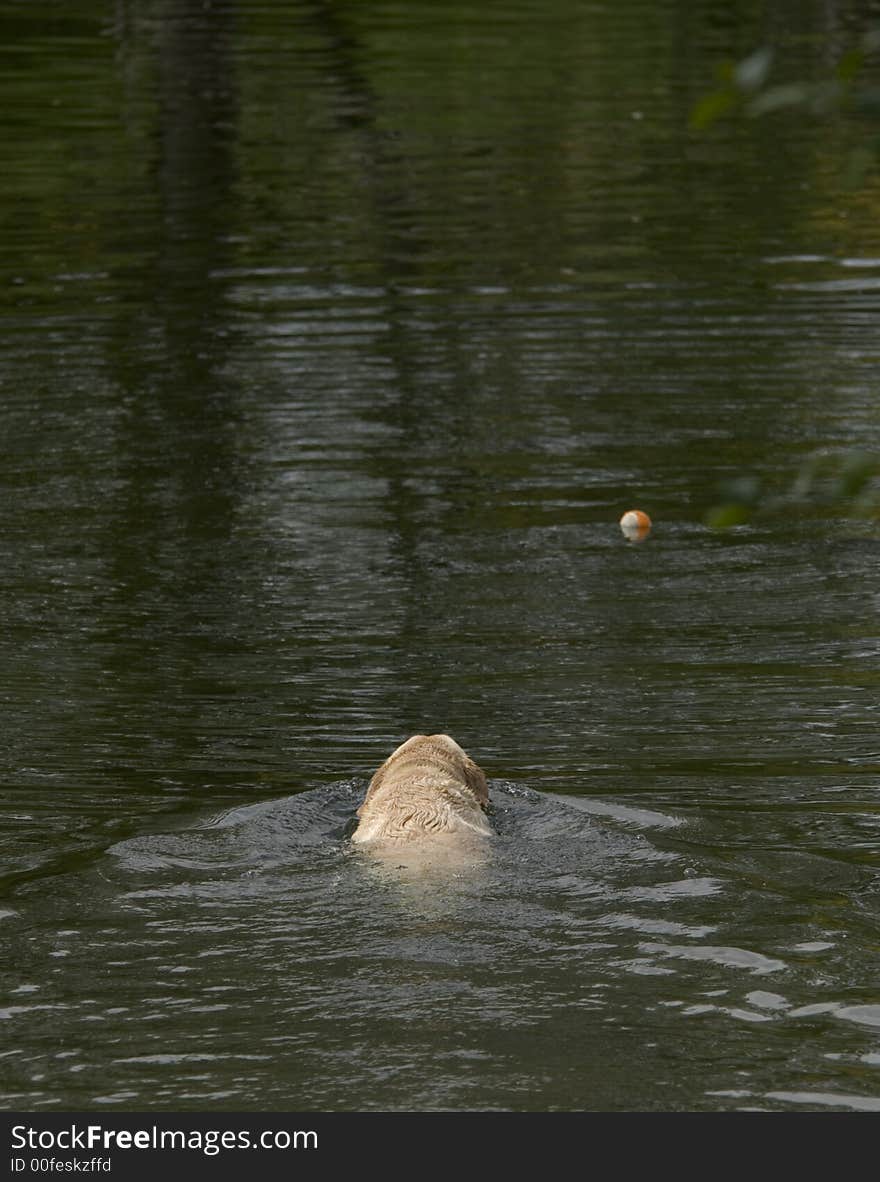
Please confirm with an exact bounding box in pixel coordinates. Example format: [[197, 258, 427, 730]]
[[351, 734, 491, 847]]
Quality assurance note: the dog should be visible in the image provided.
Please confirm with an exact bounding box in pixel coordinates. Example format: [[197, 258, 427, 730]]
[[351, 734, 491, 846]]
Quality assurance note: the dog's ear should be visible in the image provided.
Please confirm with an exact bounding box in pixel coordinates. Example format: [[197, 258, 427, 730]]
[[462, 756, 489, 808]]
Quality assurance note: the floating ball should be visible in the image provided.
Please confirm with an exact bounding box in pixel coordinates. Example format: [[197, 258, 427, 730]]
[[619, 508, 652, 542]]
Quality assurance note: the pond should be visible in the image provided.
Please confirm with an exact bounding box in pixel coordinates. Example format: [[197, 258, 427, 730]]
[[1, 0, 879, 1112]]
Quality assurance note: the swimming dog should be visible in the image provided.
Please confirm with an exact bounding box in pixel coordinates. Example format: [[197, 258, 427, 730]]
[[351, 734, 491, 845]]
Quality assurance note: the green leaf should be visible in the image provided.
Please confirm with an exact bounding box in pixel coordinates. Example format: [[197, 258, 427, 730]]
[[705, 503, 752, 529], [690, 87, 738, 131], [836, 48, 864, 83], [746, 83, 811, 117], [734, 46, 774, 93]]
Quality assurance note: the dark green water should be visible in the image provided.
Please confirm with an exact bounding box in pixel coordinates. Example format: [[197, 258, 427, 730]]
[[2, 0, 880, 1111]]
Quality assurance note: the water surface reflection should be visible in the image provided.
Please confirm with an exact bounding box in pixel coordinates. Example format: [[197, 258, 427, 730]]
[[2, 780, 879, 1110], [1, 0, 880, 1112]]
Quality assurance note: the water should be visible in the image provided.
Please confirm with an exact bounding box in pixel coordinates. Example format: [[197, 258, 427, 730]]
[[2, 0, 880, 1111]]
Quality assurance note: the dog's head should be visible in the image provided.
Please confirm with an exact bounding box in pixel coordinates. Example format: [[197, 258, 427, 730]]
[[357, 733, 489, 815]]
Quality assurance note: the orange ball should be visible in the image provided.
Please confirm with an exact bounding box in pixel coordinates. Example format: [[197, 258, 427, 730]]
[[619, 508, 652, 542]]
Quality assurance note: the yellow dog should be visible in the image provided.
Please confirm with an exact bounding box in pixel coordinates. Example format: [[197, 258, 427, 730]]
[[352, 734, 491, 845]]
